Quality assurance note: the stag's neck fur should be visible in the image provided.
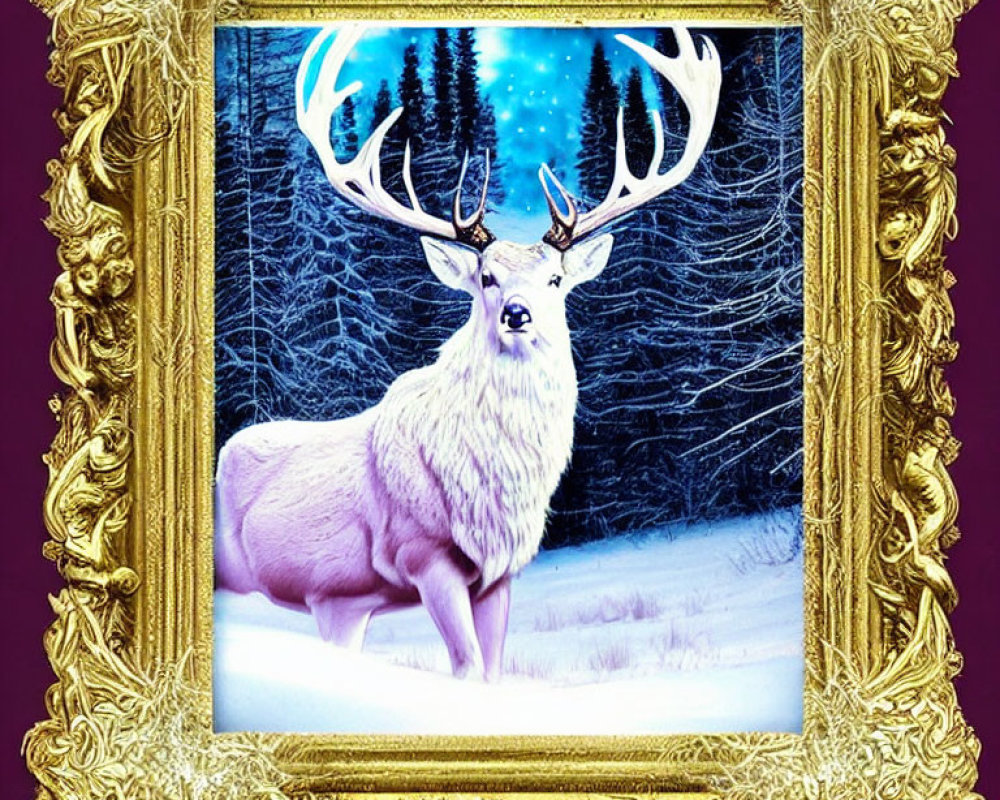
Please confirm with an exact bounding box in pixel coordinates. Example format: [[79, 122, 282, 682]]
[[438, 309, 576, 399], [374, 310, 577, 590], [437, 314, 578, 586]]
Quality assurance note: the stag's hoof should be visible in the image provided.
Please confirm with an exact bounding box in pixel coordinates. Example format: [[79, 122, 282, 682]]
[[451, 659, 486, 681]]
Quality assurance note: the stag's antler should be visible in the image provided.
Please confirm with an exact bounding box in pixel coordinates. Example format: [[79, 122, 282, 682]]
[[540, 28, 722, 250], [296, 25, 495, 250]]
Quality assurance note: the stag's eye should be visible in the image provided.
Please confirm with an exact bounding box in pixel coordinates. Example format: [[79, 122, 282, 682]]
[[548, 274, 563, 288], [481, 272, 497, 289]]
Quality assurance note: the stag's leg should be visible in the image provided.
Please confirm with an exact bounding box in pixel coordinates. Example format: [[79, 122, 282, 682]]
[[472, 576, 511, 683], [308, 595, 375, 651], [399, 545, 484, 679]]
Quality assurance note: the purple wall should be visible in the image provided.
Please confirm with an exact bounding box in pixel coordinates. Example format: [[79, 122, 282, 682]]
[[942, 5, 1000, 792], [1, 3, 997, 795], [0, 2, 69, 794]]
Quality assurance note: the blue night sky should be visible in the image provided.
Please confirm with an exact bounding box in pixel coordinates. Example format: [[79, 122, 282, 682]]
[[302, 26, 673, 240]]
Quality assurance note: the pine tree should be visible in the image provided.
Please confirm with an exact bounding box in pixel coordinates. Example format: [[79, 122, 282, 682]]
[[420, 31, 463, 214], [431, 29, 456, 144], [340, 95, 359, 160], [370, 78, 404, 194], [397, 43, 427, 155], [370, 79, 393, 133], [215, 114, 254, 446], [454, 29, 480, 158], [477, 95, 498, 155], [447, 30, 504, 206], [577, 41, 620, 201], [622, 67, 655, 177], [477, 96, 505, 204]]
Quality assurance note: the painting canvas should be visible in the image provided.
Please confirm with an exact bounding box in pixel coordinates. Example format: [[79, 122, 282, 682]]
[[212, 22, 805, 735]]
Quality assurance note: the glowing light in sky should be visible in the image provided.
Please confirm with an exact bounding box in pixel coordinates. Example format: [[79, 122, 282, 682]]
[[331, 25, 668, 238]]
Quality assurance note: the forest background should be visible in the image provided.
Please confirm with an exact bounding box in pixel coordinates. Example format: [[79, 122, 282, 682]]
[[214, 25, 804, 547]]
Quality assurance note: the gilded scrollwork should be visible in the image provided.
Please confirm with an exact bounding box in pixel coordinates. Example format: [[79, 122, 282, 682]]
[[823, 0, 977, 795], [719, 593, 978, 800], [872, 0, 972, 672], [22, 0, 198, 794], [24, 594, 286, 799], [22, 0, 982, 797]]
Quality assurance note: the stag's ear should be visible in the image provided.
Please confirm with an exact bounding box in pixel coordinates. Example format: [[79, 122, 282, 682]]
[[562, 234, 614, 288], [421, 237, 480, 293]]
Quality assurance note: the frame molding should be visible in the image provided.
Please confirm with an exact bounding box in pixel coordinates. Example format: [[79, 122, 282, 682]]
[[22, 0, 981, 797]]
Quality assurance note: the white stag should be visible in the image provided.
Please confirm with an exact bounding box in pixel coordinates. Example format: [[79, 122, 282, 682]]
[[215, 25, 721, 680]]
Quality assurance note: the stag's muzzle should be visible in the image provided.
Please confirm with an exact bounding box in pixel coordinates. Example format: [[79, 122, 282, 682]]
[[501, 299, 532, 331]]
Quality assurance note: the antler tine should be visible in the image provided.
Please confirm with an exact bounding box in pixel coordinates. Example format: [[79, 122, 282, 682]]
[[646, 110, 665, 180], [296, 25, 364, 177], [539, 164, 579, 251], [539, 26, 721, 248], [402, 141, 424, 212], [452, 150, 496, 250], [297, 25, 491, 244]]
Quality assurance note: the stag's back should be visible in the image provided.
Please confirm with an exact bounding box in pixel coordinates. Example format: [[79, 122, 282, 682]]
[[214, 413, 382, 600]]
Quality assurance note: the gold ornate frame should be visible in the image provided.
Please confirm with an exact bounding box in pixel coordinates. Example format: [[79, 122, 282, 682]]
[[22, 0, 983, 797]]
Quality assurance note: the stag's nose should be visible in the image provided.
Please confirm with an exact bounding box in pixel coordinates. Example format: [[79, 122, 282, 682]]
[[501, 301, 532, 330]]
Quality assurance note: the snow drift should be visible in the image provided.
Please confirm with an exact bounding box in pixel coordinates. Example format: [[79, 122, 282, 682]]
[[214, 508, 804, 734]]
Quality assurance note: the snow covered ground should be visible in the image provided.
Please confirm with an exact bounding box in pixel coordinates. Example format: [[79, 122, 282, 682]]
[[214, 508, 804, 734]]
